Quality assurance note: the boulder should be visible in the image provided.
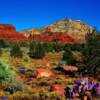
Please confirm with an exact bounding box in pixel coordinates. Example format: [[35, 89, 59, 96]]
[[35, 68, 54, 78]]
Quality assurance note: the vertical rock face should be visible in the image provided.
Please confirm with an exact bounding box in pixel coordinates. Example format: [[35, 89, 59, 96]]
[[0, 24, 27, 42], [45, 19, 95, 43], [0, 24, 16, 33]]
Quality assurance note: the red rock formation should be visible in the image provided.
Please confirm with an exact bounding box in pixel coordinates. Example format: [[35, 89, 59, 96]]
[[62, 65, 78, 71], [0, 24, 16, 33], [29, 32, 75, 44], [35, 68, 54, 78], [51, 84, 65, 96], [0, 24, 27, 42]]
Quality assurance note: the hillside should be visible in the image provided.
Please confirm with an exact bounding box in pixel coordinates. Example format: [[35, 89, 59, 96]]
[[22, 19, 95, 43], [45, 19, 95, 43], [0, 20, 100, 100]]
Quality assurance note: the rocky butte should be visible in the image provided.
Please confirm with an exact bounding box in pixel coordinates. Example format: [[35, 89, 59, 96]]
[[0, 19, 95, 44], [44, 19, 95, 43], [22, 19, 95, 43], [0, 24, 27, 42]]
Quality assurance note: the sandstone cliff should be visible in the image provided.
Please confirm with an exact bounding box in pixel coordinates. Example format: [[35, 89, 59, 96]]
[[0, 24, 27, 42], [21, 28, 43, 37]]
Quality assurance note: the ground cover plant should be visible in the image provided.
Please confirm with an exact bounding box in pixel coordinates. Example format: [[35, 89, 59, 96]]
[[0, 29, 100, 100]]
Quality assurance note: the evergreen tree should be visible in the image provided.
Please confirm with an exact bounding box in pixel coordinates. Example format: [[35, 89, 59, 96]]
[[77, 32, 100, 75]]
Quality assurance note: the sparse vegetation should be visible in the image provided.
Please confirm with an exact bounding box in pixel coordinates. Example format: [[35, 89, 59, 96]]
[[10, 43, 23, 57], [0, 22, 100, 99], [0, 59, 16, 85]]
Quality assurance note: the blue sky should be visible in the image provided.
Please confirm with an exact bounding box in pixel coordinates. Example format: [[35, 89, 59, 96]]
[[0, 0, 100, 31]]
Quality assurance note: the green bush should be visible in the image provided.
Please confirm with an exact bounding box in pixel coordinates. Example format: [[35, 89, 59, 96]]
[[5, 82, 23, 94], [76, 32, 100, 76], [0, 39, 9, 48], [10, 43, 23, 57], [62, 46, 75, 65], [29, 41, 45, 58], [0, 59, 16, 85], [23, 55, 30, 62]]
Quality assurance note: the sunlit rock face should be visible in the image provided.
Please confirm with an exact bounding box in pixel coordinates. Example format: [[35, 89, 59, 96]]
[[44, 19, 95, 43], [0, 24, 27, 42], [21, 29, 41, 37]]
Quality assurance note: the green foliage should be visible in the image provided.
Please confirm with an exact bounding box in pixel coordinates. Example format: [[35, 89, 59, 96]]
[[58, 60, 66, 66], [12, 91, 63, 100], [23, 55, 30, 62], [62, 45, 75, 65], [10, 43, 23, 57], [5, 82, 23, 94], [0, 59, 16, 85], [29, 41, 45, 58], [53, 43, 65, 52], [29, 41, 65, 58], [0, 39, 9, 48], [76, 32, 100, 76], [42, 42, 54, 53], [39, 91, 62, 100]]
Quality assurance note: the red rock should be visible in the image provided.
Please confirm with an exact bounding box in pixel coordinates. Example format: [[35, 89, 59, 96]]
[[29, 32, 75, 44], [35, 68, 53, 78], [0, 24, 16, 32], [62, 65, 78, 71], [51, 84, 65, 96], [0, 24, 27, 42]]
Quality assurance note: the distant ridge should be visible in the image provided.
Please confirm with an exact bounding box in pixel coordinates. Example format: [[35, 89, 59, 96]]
[[21, 18, 95, 43]]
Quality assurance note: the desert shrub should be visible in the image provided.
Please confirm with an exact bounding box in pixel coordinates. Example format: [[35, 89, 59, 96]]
[[53, 43, 65, 52], [0, 39, 9, 48], [39, 78, 51, 86], [0, 59, 16, 85], [25, 69, 36, 78], [39, 91, 49, 100], [48, 92, 62, 100], [62, 45, 75, 65], [12, 92, 32, 100], [42, 42, 54, 53], [31, 92, 39, 99], [29, 41, 45, 58], [39, 91, 63, 100], [10, 43, 23, 57], [23, 55, 30, 62], [5, 82, 23, 94], [58, 60, 66, 67]]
